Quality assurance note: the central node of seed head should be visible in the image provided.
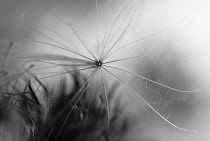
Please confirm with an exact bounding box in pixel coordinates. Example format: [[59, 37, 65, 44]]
[[96, 60, 103, 67]]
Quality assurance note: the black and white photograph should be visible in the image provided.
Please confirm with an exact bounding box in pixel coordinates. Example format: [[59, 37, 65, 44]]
[[0, 0, 210, 141]]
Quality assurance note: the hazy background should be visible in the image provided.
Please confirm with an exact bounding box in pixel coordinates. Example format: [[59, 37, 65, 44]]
[[1, 0, 210, 141]]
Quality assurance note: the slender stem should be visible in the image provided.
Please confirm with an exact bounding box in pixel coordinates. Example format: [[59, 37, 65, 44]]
[[21, 12, 96, 62], [49, 13, 98, 61], [100, 68, 110, 132], [96, 0, 100, 60], [103, 26, 187, 63], [101, 0, 131, 60], [30, 25, 73, 46], [27, 60, 93, 67], [70, 25, 98, 61], [18, 39, 95, 62], [101, 1, 111, 61], [103, 11, 193, 61], [102, 1, 139, 61], [102, 66, 198, 133], [55, 68, 97, 141], [103, 56, 142, 64], [32, 66, 94, 82], [104, 64, 203, 93]]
